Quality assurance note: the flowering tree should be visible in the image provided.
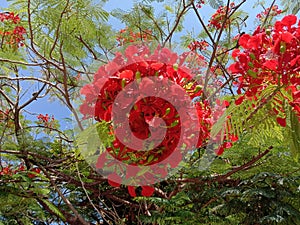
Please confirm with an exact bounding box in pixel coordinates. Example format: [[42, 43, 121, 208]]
[[0, 0, 299, 225]]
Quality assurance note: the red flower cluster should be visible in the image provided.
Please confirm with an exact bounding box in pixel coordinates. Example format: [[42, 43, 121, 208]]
[[116, 27, 153, 46], [0, 12, 26, 48], [0, 164, 41, 179], [0, 12, 20, 23], [128, 185, 155, 197], [196, 0, 205, 8], [37, 114, 56, 128], [80, 45, 213, 196], [27, 167, 41, 179], [256, 5, 282, 21], [208, 99, 239, 155], [113, 96, 181, 164], [0, 109, 13, 126], [188, 40, 209, 52], [208, 3, 235, 30], [229, 15, 300, 124], [0, 166, 14, 176], [81, 46, 211, 165], [0, 109, 8, 120]]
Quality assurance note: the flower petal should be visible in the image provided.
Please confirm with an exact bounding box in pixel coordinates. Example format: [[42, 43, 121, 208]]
[[235, 96, 244, 105], [128, 186, 136, 197], [276, 117, 286, 127], [107, 173, 122, 187], [263, 60, 278, 70], [215, 146, 224, 156], [281, 15, 297, 27], [141, 186, 155, 197], [282, 32, 295, 43]]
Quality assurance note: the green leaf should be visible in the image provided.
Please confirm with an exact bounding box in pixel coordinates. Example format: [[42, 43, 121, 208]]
[[39, 199, 66, 221], [75, 122, 110, 163], [289, 109, 300, 161], [164, 5, 174, 13], [247, 70, 257, 78]]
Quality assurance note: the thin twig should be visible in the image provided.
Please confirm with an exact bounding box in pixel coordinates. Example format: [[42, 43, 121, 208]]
[[176, 146, 273, 184]]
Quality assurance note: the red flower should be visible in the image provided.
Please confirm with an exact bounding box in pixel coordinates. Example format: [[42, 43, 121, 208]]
[[139, 77, 155, 95], [229, 134, 239, 142], [235, 96, 244, 105], [263, 60, 278, 70], [107, 173, 122, 187], [128, 186, 136, 197], [281, 15, 297, 27], [28, 168, 41, 179], [208, 4, 235, 30], [96, 153, 108, 169], [224, 100, 230, 107], [0, 166, 12, 176], [215, 146, 224, 156], [119, 70, 134, 79], [223, 142, 233, 149], [0, 12, 26, 48], [228, 63, 242, 74], [116, 27, 153, 46], [80, 45, 213, 194], [141, 186, 155, 197], [256, 5, 282, 22], [168, 150, 182, 168], [229, 15, 300, 126], [129, 110, 150, 140], [18, 164, 25, 171], [127, 186, 155, 197], [281, 31, 295, 43], [239, 34, 251, 48], [276, 117, 286, 127]]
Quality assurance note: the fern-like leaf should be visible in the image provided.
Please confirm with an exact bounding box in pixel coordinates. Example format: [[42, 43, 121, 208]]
[[207, 0, 224, 9]]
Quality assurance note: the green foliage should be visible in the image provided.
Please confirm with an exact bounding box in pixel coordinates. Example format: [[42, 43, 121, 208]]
[[289, 110, 300, 161], [40, 199, 66, 221], [137, 192, 195, 225], [112, 1, 186, 45], [215, 172, 300, 225], [0, 185, 47, 224], [211, 85, 296, 153], [280, 0, 300, 15], [112, 3, 165, 43], [75, 121, 113, 164], [207, 0, 224, 9], [137, 145, 300, 225], [7, 0, 113, 67]]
